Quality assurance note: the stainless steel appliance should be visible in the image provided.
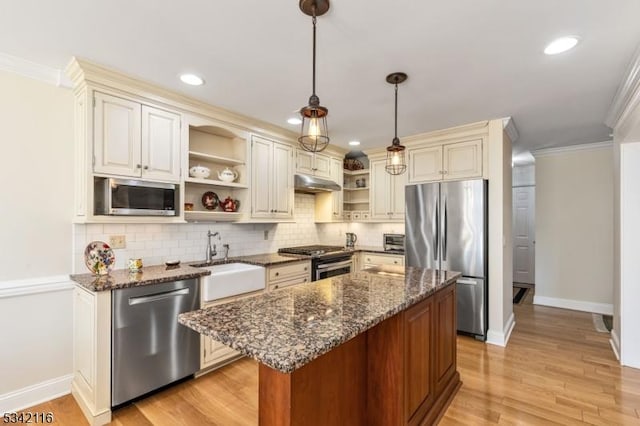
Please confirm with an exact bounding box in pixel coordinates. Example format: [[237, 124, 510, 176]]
[[405, 179, 488, 340], [112, 279, 200, 406], [94, 177, 178, 216], [278, 245, 352, 281], [345, 233, 358, 248], [294, 174, 341, 193], [383, 233, 405, 253]]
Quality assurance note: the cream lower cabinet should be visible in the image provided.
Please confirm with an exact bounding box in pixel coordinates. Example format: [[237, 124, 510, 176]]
[[370, 159, 406, 220], [251, 135, 294, 220], [267, 260, 311, 290], [200, 289, 264, 371], [408, 138, 483, 184], [72, 286, 112, 426], [360, 252, 405, 270], [93, 92, 181, 182]]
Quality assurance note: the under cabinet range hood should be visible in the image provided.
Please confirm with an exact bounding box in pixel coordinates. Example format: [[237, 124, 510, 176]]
[[294, 174, 341, 193]]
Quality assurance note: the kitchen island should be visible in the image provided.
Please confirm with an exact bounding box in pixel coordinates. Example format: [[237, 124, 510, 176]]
[[179, 266, 461, 426]]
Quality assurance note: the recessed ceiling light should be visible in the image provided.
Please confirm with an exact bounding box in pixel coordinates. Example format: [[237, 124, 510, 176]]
[[348, 140, 361, 146], [287, 117, 302, 125], [179, 74, 204, 86], [544, 36, 579, 55]]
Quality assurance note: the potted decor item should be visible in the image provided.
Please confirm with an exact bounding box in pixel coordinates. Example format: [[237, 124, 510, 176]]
[[217, 167, 238, 183]]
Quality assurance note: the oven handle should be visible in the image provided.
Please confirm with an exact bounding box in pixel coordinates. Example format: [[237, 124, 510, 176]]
[[316, 260, 353, 270]]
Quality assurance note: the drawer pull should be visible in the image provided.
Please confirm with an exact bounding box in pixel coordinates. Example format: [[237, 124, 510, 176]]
[[274, 285, 279, 289], [304, 267, 308, 271], [394, 260, 398, 264], [275, 272, 279, 277]]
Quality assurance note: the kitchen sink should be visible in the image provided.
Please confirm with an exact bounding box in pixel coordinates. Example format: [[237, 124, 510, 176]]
[[200, 263, 265, 302]]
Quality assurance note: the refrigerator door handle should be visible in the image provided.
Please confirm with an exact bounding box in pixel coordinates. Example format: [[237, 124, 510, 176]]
[[433, 203, 439, 261], [443, 199, 448, 261]]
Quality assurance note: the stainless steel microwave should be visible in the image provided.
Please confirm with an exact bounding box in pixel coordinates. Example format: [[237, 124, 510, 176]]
[[383, 234, 405, 253], [94, 178, 178, 216]]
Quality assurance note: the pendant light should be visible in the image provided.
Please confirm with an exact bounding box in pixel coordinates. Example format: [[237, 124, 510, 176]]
[[385, 72, 408, 175], [298, 0, 330, 153]]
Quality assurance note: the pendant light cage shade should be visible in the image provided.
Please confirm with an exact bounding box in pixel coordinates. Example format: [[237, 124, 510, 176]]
[[298, 103, 329, 152], [385, 137, 407, 175]]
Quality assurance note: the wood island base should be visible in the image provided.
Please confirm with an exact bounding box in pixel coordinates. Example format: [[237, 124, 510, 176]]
[[258, 284, 460, 426]]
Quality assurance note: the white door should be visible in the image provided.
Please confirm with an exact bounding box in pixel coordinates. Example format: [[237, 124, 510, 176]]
[[93, 92, 141, 177], [513, 186, 535, 284], [141, 106, 181, 182]]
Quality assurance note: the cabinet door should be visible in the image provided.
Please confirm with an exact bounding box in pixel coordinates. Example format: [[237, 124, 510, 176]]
[[313, 153, 331, 178], [434, 285, 456, 393], [391, 172, 406, 219], [296, 149, 314, 175], [330, 158, 343, 219], [408, 145, 443, 183], [93, 92, 141, 177], [404, 296, 434, 421], [141, 106, 181, 182], [443, 139, 482, 180], [272, 142, 293, 217], [370, 160, 391, 219], [251, 137, 273, 217]]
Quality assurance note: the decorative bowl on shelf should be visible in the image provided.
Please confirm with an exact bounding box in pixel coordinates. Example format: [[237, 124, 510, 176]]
[[221, 196, 240, 212], [344, 158, 364, 171], [84, 241, 115, 275], [189, 165, 211, 179], [201, 191, 219, 210]]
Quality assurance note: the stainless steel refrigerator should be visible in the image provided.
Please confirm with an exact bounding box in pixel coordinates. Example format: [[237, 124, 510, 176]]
[[405, 179, 488, 340]]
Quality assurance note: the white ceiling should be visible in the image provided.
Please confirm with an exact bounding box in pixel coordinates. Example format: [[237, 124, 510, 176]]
[[1, 0, 639, 159]]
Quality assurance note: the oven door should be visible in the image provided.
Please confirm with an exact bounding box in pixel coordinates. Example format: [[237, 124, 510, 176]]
[[315, 259, 352, 281]]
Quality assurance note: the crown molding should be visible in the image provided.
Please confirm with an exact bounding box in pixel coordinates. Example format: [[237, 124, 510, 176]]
[[606, 43, 640, 129], [65, 57, 299, 144], [502, 116, 519, 143], [0, 52, 72, 88], [532, 140, 613, 158]]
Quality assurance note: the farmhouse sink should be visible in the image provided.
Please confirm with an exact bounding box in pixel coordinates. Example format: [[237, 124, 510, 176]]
[[200, 263, 265, 302]]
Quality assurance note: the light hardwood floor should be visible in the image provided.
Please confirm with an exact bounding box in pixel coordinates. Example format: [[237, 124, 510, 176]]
[[25, 291, 640, 425]]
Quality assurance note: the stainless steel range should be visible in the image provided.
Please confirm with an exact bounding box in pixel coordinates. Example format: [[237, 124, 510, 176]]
[[278, 245, 353, 281]]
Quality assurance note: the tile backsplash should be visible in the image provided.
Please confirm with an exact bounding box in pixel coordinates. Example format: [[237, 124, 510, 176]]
[[72, 193, 403, 273]]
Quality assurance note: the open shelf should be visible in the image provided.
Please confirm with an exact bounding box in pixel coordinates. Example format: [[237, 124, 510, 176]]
[[185, 211, 242, 222], [188, 151, 245, 166], [185, 177, 248, 189], [343, 169, 370, 176]]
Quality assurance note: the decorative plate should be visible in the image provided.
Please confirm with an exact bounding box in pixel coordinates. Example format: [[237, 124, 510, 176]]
[[84, 241, 115, 275], [201, 191, 219, 210]]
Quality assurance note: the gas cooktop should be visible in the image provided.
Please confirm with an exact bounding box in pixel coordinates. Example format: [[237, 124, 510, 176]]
[[278, 245, 344, 256]]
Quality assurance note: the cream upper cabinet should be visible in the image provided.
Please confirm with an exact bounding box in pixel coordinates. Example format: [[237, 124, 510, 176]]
[[370, 159, 406, 220], [408, 138, 483, 184], [330, 158, 344, 219], [93, 92, 181, 182], [93, 92, 141, 177], [296, 150, 331, 179], [251, 135, 293, 220]]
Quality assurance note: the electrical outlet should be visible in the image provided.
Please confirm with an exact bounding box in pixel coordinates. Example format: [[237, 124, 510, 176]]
[[109, 235, 126, 249]]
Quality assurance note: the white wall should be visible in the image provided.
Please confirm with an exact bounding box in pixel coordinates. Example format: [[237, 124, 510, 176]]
[[533, 143, 614, 314], [0, 70, 75, 412]]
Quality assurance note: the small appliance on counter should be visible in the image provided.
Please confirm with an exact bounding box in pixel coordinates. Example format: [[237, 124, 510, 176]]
[[346, 232, 358, 248], [383, 234, 405, 253]]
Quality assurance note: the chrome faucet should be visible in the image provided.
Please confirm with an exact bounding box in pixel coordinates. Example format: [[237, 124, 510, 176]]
[[223, 244, 230, 261], [206, 230, 219, 261]]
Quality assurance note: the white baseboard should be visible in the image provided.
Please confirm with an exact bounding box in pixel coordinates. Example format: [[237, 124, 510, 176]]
[[533, 295, 613, 315], [0, 374, 73, 414], [0, 275, 73, 299], [486, 312, 516, 347], [610, 329, 621, 361]]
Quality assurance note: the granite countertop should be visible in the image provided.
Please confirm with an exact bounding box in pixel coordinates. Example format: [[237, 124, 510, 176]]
[[70, 264, 212, 292], [178, 266, 460, 373]]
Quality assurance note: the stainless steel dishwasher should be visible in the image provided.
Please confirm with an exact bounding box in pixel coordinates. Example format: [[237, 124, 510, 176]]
[[112, 279, 200, 407]]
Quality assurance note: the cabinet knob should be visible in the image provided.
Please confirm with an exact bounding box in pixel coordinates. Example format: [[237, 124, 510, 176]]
[[275, 272, 280, 276], [394, 260, 398, 264], [274, 285, 279, 289], [143, 165, 149, 170], [304, 267, 308, 271], [136, 164, 142, 169]]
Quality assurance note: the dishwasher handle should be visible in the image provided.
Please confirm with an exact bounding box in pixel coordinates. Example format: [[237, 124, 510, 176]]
[[128, 287, 190, 306]]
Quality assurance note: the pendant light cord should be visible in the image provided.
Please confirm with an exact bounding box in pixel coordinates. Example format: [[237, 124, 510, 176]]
[[394, 83, 398, 143], [312, 5, 317, 97]]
